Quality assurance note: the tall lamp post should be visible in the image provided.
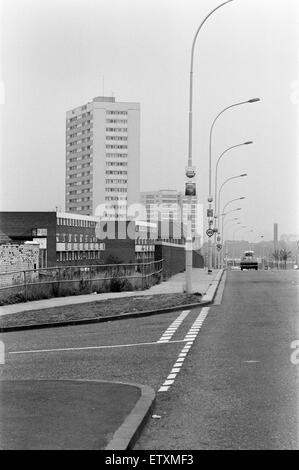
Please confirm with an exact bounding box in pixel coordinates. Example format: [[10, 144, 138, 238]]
[[232, 225, 246, 265], [218, 207, 243, 267], [213, 142, 251, 266], [217, 174, 247, 227], [243, 229, 254, 249], [221, 198, 245, 243], [226, 221, 241, 266], [185, 0, 235, 292], [219, 199, 245, 266], [216, 174, 247, 266], [223, 218, 240, 265], [214, 144, 252, 226], [207, 98, 260, 274]]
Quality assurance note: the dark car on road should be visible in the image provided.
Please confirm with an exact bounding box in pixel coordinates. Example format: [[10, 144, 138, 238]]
[[240, 250, 258, 271]]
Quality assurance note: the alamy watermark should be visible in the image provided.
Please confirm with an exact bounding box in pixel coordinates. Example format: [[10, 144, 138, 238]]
[[94, 202, 203, 241], [290, 340, 299, 365]]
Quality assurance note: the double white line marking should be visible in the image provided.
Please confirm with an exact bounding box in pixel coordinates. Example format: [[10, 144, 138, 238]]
[[157, 310, 191, 343], [158, 307, 210, 393]]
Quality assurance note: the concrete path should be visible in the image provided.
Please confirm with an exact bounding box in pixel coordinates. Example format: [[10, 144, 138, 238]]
[[0, 268, 220, 317]]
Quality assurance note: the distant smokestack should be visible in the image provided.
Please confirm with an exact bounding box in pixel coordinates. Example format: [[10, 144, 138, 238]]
[[274, 223, 278, 251]]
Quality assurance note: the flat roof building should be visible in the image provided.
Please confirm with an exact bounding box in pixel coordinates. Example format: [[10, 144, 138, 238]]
[[140, 189, 203, 248], [66, 96, 140, 219]]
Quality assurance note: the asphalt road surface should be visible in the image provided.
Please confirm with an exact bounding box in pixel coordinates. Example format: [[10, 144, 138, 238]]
[[1, 269, 298, 449], [136, 269, 299, 450]]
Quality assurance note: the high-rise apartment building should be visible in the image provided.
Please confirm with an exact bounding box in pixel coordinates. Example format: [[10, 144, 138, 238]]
[[65, 96, 140, 218], [140, 190, 203, 248]]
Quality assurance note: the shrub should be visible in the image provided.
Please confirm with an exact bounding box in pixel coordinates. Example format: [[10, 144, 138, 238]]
[[110, 276, 125, 292], [109, 276, 133, 292]]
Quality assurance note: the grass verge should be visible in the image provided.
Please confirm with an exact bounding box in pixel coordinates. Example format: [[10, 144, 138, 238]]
[[0, 293, 202, 329]]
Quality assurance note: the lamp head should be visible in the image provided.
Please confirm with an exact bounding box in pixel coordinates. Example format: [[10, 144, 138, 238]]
[[244, 141, 253, 145], [240, 173, 247, 177], [248, 98, 261, 103]]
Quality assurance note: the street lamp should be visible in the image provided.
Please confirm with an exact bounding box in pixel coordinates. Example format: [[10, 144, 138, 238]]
[[217, 174, 247, 240], [233, 225, 246, 238], [220, 197, 245, 245], [218, 199, 245, 267], [218, 206, 243, 267], [185, 0, 235, 293], [214, 138, 251, 268], [214, 143, 252, 224], [232, 225, 246, 266], [207, 98, 260, 274], [209, 100, 260, 201], [224, 217, 239, 227], [226, 221, 241, 266]]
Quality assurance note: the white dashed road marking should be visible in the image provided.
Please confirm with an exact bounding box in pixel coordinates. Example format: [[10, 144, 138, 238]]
[[157, 310, 191, 343], [158, 307, 210, 392]]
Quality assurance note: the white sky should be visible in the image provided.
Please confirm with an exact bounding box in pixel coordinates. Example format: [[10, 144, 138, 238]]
[[0, 0, 298, 241]]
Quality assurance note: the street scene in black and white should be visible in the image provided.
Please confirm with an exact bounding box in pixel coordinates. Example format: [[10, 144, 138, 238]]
[[0, 0, 298, 452]]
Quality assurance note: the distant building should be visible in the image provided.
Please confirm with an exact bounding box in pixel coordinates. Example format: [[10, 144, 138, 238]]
[[0, 212, 193, 271], [65, 96, 140, 218], [0, 211, 104, 268], [140, 189, 203, 248]]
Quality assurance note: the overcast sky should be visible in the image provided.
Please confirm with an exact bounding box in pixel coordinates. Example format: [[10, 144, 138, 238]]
[[0, 0, 298, 241]]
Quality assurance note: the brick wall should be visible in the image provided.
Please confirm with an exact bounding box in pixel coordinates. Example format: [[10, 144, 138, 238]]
[[0, 212, 57, 267], [0, 244, 39, 287]]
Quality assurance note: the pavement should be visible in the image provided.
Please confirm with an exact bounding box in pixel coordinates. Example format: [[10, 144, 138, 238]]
[[0, 268, 223, 450], [0, 268, 220, 317]]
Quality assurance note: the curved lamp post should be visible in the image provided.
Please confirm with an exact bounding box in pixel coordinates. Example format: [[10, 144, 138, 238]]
[[214, 143, 252, 224], [225, 221, 241, 266], [215, 174, 247, 266], [207, 98, 260, 273], [219, 199, 245, 266], [220, 197, 246, 244], [214, 138, 251, 266], [185, 0, 235, 292], [218, 206, 243, 267], [232, 225, 246, 266], [218, 174, 247, 227]]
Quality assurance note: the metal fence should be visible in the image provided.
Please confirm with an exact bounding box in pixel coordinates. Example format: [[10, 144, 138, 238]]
[[0, 259, 164, 304]]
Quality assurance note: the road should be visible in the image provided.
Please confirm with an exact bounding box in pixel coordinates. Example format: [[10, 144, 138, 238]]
[[1, 269, 298, 449]]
